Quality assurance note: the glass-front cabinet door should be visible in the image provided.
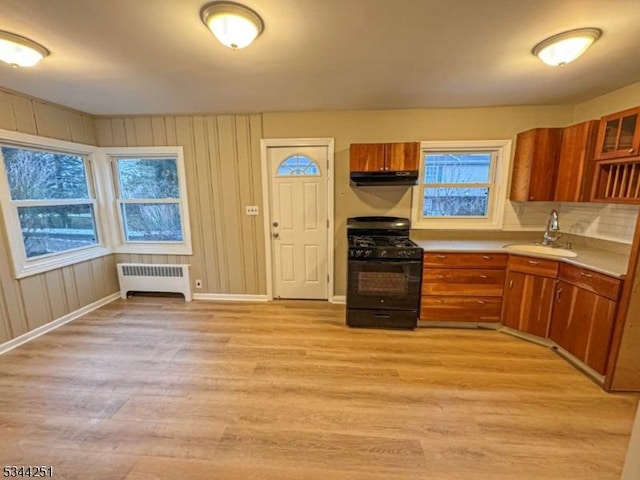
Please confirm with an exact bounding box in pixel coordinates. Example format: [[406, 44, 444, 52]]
[[596, 107, 640, 160]]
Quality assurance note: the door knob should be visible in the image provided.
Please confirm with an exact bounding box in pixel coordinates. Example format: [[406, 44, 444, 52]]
[[272, 232, 279, 239], [272, 221, 279, 227]]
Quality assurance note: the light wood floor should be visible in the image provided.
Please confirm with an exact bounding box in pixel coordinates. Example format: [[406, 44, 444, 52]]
[[0, 297, 637, 480]]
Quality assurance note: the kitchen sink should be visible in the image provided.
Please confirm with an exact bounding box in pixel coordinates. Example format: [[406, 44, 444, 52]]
[[503, 243, 578, 258]]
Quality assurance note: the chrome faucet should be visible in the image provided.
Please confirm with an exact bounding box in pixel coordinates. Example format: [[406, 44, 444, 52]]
[[542, 209, 561, 246]]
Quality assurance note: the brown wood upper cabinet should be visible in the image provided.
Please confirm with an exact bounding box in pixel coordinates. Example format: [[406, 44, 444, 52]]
[[595, 107, 640, 160], [350, 142, 420, 172], [555, 120, 599, 202], [510, 128, 562, 201]]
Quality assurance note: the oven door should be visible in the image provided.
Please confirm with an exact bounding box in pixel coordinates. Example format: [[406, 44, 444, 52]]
[[347, 259, 422, 310]]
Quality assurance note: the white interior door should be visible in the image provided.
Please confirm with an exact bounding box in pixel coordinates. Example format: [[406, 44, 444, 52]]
[[268, 146, 328, 299]]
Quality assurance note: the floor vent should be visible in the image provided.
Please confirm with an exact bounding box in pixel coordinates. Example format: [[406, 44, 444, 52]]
[[117, 263, 192, 301]]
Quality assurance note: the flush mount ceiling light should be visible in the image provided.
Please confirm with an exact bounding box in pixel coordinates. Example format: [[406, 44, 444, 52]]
[[200, 1, 264, 49], [532, 28, 602, 67], [0, 30, 49, 67]]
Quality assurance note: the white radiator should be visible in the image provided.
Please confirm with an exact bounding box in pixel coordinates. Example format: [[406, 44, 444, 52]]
[[116, 263, 192, 301]]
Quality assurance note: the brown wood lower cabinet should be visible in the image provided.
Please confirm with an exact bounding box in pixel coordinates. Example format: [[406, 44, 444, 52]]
[[549, 266, 620, 375], [502, 255, 558, 337], [503, 271, 556, 337], [421, 252, 507, 323]]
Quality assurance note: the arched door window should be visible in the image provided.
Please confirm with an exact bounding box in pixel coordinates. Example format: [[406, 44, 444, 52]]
[[276, 155, 320, 176]]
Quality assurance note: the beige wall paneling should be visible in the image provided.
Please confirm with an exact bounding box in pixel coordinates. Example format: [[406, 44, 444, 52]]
[[204, 116, 226, 294], [216, 115, 245, 293], [0, 208, 27, 338], [151, 117, 167, 146], [133, 117, 154, 146], [33, 101, 73, 141], [8, 93, 37, 135], [175, 116, 206, 290], [43, 270, 68, 321], [0, 290, 10, 343], [249, 115, 267, 295], [236, 115, 260, 295], [0, 91, 17, 130], [61, 265, 80, 313], [191, 116, 218, 292], [19, 275, 54, 330], [72, 253, 97, 308], [89, 257, 107, 303]]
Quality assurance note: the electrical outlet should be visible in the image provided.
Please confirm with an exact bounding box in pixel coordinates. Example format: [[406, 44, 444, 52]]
[[195, 279, 203, 289], [245, 205, 259, 216]]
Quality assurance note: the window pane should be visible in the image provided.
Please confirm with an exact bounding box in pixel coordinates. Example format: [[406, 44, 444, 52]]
[[121, 203, 183, 241], [423, 187, 489, 217], [17, 204, 98, 258], [2, 146, 89, 200], [117, 159, 179, 199], [277, 155, 319, 176], [424, 153, 491, 184]]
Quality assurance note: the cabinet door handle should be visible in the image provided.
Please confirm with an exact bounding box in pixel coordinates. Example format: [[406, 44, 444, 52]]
[[580, 272, 593, 278], [528, 260, 540, 265], [509, 279, 514, 288], [556, 287, 563, 301], [480, 274, 488, 279], [435, 274, 445, 279], [629, 148, 635, 154], [436, 255, 447, 259]]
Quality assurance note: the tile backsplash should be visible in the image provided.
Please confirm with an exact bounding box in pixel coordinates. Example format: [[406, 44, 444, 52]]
[[503, 201, 639, 244]]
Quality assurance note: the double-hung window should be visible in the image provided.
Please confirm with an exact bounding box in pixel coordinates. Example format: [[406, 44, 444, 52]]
[[0, 139, 107, 277], [412, 140, 512, 229], [105, 147, 191, 255]]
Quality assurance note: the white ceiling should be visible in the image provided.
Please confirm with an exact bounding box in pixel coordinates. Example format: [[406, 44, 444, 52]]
[[1, 0, 640, 115]]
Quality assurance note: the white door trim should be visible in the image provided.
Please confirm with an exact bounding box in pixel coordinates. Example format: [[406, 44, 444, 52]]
[[260, 138, 335, 302]]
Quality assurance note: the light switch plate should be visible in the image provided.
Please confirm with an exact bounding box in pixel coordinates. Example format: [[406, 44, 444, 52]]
[[245, 206, 259, 215]]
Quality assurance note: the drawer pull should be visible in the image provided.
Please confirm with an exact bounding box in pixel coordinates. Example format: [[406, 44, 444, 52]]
[[528, 260, 540, 265], [482, 255, 492, 260], [477, 300, 486, 305], [480, 274, 488, 279], [435, 274, 445, 279], [580, 272, 593, 278], [435, 255, 447, 259]]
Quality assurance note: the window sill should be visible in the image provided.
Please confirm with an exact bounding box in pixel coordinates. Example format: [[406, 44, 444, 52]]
[[15, 245, 111, 279], [114, 243, 193, 256]]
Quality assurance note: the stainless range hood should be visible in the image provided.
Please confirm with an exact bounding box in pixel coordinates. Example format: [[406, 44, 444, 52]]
[[350, 170, 419, 186]]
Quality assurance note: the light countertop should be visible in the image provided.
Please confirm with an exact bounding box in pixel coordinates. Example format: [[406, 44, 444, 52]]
[[412, 239, 629, 278]]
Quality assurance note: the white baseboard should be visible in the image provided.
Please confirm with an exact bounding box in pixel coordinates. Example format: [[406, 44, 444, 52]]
[[330, 295, 346, 304], [0, 292, 120, 355], [193, 293, 270, 302]]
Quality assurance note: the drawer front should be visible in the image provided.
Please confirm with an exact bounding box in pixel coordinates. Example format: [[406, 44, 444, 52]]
[[422, 268, 505, 296], [559, 263, 622, 301], [423, 252, 507, 269], [420, 296, 502, 322], [508, 255, 559, 278]]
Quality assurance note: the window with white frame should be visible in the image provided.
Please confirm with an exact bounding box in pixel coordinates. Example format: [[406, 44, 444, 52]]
[[412, 140, 511, 229], [0, 139, 107, 278], [0, 130, 192, 278], [105, 147, 191, 255]]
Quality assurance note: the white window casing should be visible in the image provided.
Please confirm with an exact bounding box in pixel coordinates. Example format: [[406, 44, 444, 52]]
[[0, 129, 192, 279], [411, 140, 512, 230]]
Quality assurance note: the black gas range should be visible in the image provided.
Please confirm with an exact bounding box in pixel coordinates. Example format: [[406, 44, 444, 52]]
[[346, 217, 423, 329]]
